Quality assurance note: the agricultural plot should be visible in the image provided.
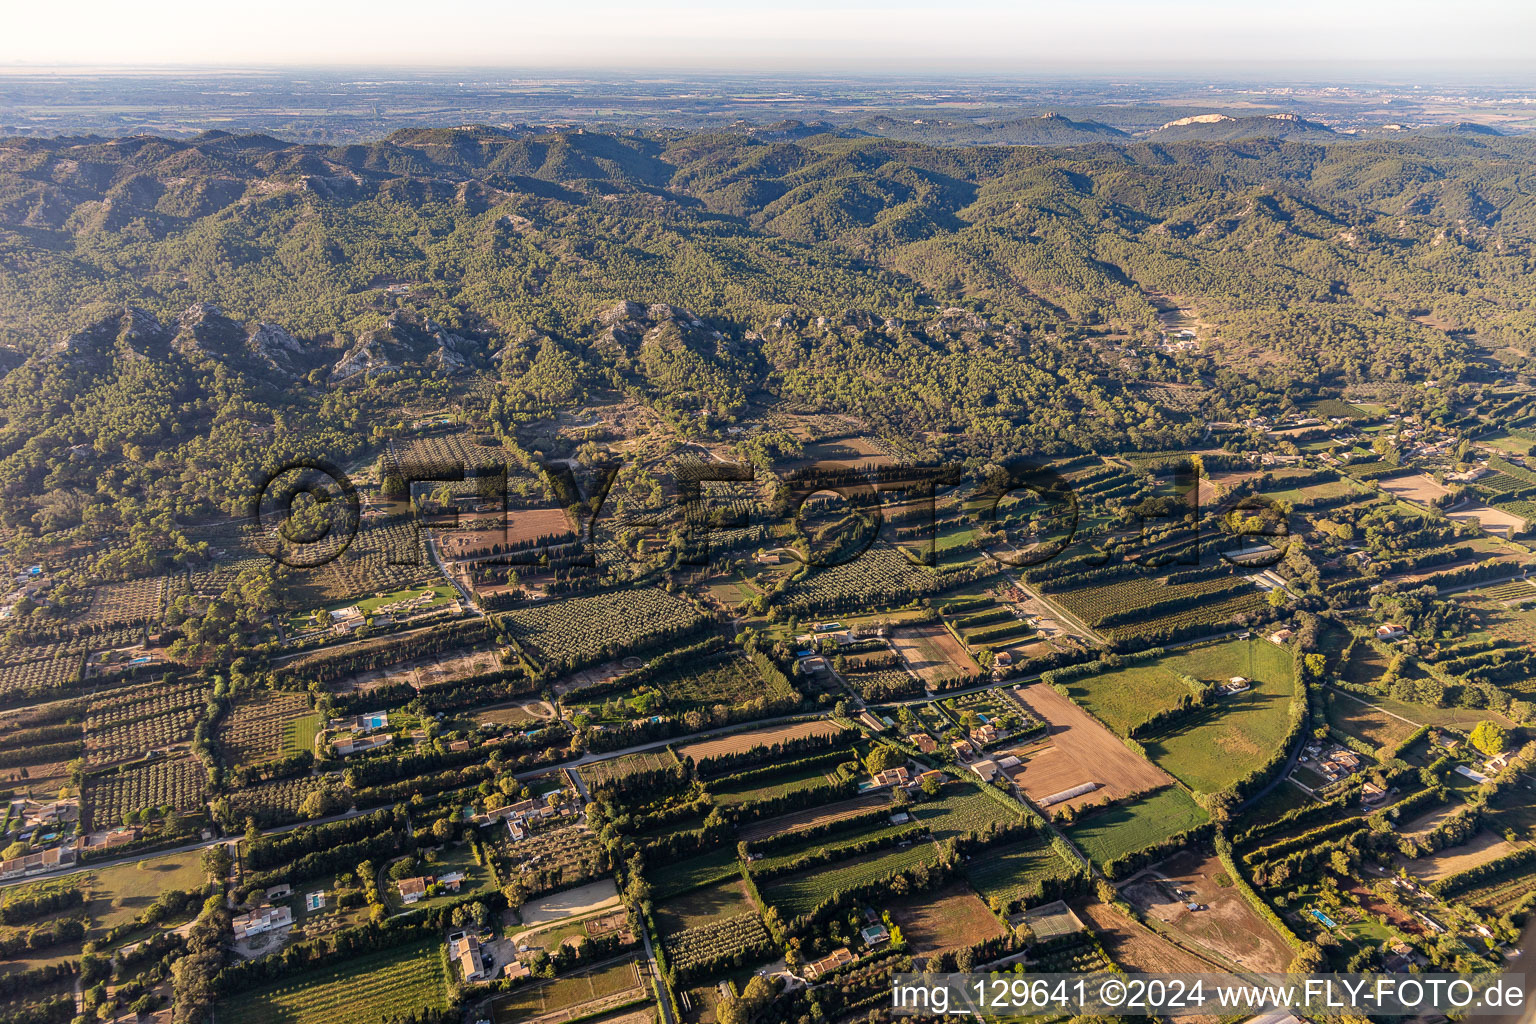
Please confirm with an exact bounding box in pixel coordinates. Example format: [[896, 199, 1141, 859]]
[[502, 587, 706, 671], [707, 762, 837, 807], [1065, 787, 1208, 872], [654, 879, 754, 934], [1040, 570, 1265, 644], [773, 547, 943, 617], [760, 841, 939, 921], [1140, 670, 1297, 795], [912, 778, 1022, 841], [229, 774, 346, 825], [887, 884, 1005, 960], [676, 720, 842, 766], [475, 699, 559, 729], [84, 755, 208, 826], [0, 655, 83, 697], [581, 749, 678, 789], [1008, 683, 1173, 817], [219, 691, 314, 765], [735, 794, 889, 843], [1121, 848, 1291, 971], [344, 645, 505, 692], [1056, 663, 1190, 735], [436, 507, 575, 560], [77, 575, 173, 629], [82, 849, 208, 933], [1377, 474, 1455, 505], [965, 833, 1080, 912], [650, 847, 741, 901], [1401, 830, 1519, 883], [656, 652, 794, 711], [1324, 691, 1419, 751], [1076, 900, 1217, 978], [517, 879, 622, 928], [660, 912, 771, 978], [889, 622, 980, 684], [493, 824, 607, 890], [218, 938, 449, 1024], [491, 957, 645, 1024], [1445, 503, 1527, 537]]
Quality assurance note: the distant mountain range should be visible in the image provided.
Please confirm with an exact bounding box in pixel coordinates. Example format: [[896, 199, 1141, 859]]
[[851, 113, 1131, 146]]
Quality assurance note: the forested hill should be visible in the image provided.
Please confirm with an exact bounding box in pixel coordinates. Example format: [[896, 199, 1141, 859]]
[[0, 125, 1534, 567]]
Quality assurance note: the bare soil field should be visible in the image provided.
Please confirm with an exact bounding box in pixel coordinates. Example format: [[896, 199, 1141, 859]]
[[1379, 474, 1454, 504], [891, 622, 980, 682], [1122, 849, 1290, 971], [1008, 683, 1173, 817], [439, 507, 574, 559], [475, 699, 558, 727], [1402, 801, 1463, 836], [736, 794, 889, 843], [677, 719, 842, 764], [517, 878, 621, 927], [1403, 830, 1519, 882], [888, 884, 1004, 963], [553, 661, 628, 697], [1446, 503, 1527, 537], [345, 645, 503, 691], [1075, 901, 1223, 1000], [1326, 691, 1419, 750]]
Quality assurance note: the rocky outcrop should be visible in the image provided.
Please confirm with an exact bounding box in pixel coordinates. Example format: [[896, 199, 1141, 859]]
[[329, 311, 480, 383]]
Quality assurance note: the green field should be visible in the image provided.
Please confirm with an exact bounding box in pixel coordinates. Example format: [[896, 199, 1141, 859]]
[[1062, 639, 1292, 745], [1062, 663, 1190, 734], [282, 713, 322, 756], [87, 849, 208, 934], [655, 878, 753, 934], [357, 583, 458, 615], [965, 832, 1081, 911], [912, 779, 1023, 840], [492, 957, 643, 1024], [761, 841, 939, 920], [1065, 787, 1208, 871], [650, 847, 741, 900], [1140, 675, 1297, 794], [707, 764, 836, 806], [217, 939, 448, 1024]]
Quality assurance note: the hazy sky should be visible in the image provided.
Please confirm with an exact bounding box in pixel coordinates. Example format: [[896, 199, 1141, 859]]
[[5, 0, 1534, 69]]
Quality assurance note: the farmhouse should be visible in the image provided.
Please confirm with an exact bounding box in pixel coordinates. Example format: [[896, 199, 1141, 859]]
[[802, 947, 854, 980], [397, 877, 429, 904], [329, 711, 389, 733], [857, 711, 887, 732], [0, 845, 75, 880], [333, 733, 393, 757], [1376, 623, 1408, 641], [1268, 628, 1295, 645], [233, 906, 293, 941], [908, 732, 938, 753], [912, 769, 947, 791], [1222, 676, 1251, 695], [1361, 782, 1387, 807], [871, 766, 910, 787], [951, 740, 975, 761], [969, 758, 1003, 782], [449, 932, 488, 981], [439, 871, 466, 892], [970, 723, 1000, 745]]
